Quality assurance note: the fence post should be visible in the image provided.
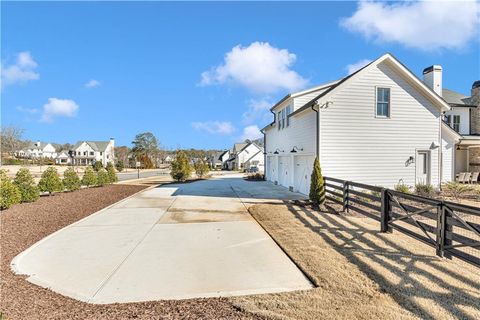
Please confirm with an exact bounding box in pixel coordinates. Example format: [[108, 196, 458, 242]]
[[436, 201, 446, 258], [342, 181, 349, 213], [380, 188, 392, 232]]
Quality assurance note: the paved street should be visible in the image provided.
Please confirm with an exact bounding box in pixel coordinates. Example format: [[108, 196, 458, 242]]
[[116, 169, 169, 182], [12, 173, 312, 304]]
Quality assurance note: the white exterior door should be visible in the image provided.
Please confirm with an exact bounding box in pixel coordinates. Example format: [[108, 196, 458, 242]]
[[294, 155, 314, 195], [266, 156, 275, 182], [278, 156, 290, 187], [416, 151, 431, 184]]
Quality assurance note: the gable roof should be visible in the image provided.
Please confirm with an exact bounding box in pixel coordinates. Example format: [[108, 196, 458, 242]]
[[233, 143, 247, 153], [442, 88, 476, 108], [291, 53, 451, 118], [73, 140, 111, 152], [26, 141, 51, 150]]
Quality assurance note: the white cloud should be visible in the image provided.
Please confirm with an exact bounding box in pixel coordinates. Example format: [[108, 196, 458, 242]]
[[242, 98, 272, 125], [341, 0, 480, 50], [17, 106, 38, 114], [40, 98, 79, 123], [199, 42, 308, 94], [345, 59, 372, 75], [191, 121, 235, 135], [85, 79, 100, 88], [241, 125, 263, 141], [1, 51, 39, 87]]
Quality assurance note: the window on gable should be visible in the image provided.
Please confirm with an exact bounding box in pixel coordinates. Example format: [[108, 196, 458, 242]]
[[286, 105, 292, 126], [453, 115, 460, 132], [445, 115, 452, 126], [376, 87, 390, 117], [278, 112, 282, 130]]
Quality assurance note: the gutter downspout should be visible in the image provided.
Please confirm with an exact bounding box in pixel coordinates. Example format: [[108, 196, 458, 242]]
[[263, 131, 267, 181], [311, 103, 320, 158], [439, 112, 443, 190]]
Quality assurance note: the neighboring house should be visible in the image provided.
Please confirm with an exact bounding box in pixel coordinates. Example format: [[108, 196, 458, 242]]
[[71, 138, 115, 166], [164, 155, 174, 163], [17, 141, 57, 159], [227, 142, 264, 171], [55, 151, 71, 165], [209, 150, 230, 169], [263, 53, 479, 195]]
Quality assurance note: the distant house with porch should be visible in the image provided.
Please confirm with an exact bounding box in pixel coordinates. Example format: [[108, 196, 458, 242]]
[[70, 138, 115, 166]]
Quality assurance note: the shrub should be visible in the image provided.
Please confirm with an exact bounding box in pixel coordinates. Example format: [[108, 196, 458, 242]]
[[246, 173, 264, 181], [394, 181, 411, 194], [63, 167, 81, 191], [13, 168, 39, 202], [3, 158, 23, 165], [38, 167, 63, 195], [106, 162, 118, 183], [93, 161, 103, 171], [115, 160, 124, 172], [82, 167, 97, 187], [170, 151, 193, 182], [194, 159, 209, 178], [415, 182, 434, 197], [444, 182, 473, 200], [0, 170, 21, 209], [309, 157, 325, 206], [96, 168, 109, 186], [139, 154, 154, 169]]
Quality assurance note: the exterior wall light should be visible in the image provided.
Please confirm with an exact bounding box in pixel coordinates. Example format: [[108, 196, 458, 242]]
[[291, 146, 303, 153]]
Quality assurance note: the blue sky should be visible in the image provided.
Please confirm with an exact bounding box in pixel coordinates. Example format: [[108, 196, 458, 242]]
[[2, 1, 479, 150]]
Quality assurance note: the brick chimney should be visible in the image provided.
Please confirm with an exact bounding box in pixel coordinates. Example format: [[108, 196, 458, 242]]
[[423, 65, 443, 96], [470, 81, 480, 135]]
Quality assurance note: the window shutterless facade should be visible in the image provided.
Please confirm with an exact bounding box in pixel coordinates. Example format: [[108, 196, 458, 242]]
[[376, 87, 390, 117], [453, 115, 460, 132]]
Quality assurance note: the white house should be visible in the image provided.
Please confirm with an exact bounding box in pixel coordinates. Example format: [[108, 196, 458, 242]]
[[227, 142, 264, 171], [209, 150, 230, 169], [17, 141, 57, 159], [71, 138, 115, 166], [55, 151, 71, 165], [262, 53, 479, 195]]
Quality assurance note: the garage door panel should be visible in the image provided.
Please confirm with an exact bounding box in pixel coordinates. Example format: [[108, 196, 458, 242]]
[[294, 155, 314, 195]]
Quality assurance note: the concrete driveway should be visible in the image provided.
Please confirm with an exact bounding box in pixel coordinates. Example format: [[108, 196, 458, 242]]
[[12, 173, 312, 304]]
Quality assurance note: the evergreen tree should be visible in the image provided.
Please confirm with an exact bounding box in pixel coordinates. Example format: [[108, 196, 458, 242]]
[[170, 151, 192, 181], [96, 168, 109, 186], [194, 159, 209, 178], [0, 170, 21, 209], [38, 167, 64, 195], [82, 167, 97, 187], [92, 161, 103, 172], [115, 159, 124, 172], [63, 167, 81, 191], [309, 157, 325, 206], [13, 167, 40, 202], [106, 162, 118, 183]]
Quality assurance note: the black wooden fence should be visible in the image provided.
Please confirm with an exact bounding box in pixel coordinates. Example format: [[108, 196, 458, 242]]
[[324, 176, 480, 267]]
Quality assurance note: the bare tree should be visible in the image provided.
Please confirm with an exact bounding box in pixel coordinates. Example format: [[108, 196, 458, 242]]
[[0, 126, 26, 161]]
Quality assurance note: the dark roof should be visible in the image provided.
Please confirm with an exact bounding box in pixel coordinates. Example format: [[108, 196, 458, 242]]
[[442, 88, 476, 108]]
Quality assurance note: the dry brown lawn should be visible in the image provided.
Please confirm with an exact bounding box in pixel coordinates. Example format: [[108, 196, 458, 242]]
[[230, 201, 480, 320]]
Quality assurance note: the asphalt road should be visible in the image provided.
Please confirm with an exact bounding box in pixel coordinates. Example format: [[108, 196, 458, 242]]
[[116, 169, 169, 181]]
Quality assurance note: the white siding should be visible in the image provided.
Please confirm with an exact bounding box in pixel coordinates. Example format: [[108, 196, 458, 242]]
[[292, 87, 330, 110], [318, 61, 442, 188], [444, 107, 470, 135]]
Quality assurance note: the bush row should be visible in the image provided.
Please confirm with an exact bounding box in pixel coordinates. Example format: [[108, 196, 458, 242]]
[[0, 163, 118, 210]]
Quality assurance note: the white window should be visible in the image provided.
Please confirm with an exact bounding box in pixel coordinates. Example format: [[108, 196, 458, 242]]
[[445, 115, 452, 126], [376, 87, 390, 117], [286, 105, 292, 126], [278, 112, 282, 130], [452, 115, 460, 132]]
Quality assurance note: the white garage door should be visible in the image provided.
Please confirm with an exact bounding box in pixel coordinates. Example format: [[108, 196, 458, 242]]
[[294, 155, 314, 195], [278, 156, 290, 188]]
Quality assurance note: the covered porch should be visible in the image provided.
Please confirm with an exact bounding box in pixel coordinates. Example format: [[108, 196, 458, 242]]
[[454, 136, 480, 183]]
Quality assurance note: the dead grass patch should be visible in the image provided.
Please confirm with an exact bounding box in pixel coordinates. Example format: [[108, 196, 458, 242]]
[[230, 201, 480, 320]]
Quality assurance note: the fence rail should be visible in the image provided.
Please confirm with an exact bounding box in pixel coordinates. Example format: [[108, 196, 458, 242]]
[[323, 176, 480, 267]]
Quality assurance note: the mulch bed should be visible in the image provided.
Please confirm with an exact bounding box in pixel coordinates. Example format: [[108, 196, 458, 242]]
[[0, 184, 259, 320]]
